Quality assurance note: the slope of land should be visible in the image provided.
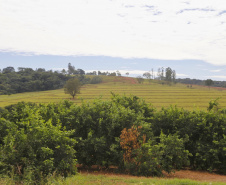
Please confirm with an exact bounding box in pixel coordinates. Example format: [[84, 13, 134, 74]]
[[0, 76, 226, 110]]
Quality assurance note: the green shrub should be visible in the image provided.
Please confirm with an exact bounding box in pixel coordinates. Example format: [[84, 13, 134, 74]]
[[1, 95, 226, 178], [0, 104, 77, 182], [150, 104, 226, 173], [120, 125, 190, 176]]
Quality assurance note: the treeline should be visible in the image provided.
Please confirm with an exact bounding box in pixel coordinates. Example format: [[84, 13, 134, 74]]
[[176, 78, 226, 88], [140, 67, 176, 84], [0, 95, 226, 183], [0, 65, 103, 95], [0, 67, 70, 95]]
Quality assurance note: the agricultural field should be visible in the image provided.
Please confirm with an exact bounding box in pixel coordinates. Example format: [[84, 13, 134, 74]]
[[0, 76, 226, 110]]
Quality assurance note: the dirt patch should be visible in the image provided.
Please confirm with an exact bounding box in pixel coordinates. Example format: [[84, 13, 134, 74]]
[[111, 76, 137, 84], [78, 166, 226, 183], [163, 170, 226, 183]]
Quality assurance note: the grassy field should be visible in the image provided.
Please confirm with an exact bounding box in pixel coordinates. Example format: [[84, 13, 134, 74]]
[[1, 76, 226, 110], [1, 173, 226, 185]]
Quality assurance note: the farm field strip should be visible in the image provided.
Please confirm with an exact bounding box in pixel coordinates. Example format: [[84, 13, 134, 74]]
[[0, 78, 226, 110], [79, 80, 226, 110]]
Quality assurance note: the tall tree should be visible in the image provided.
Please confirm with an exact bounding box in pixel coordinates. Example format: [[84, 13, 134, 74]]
[[161, 67, 165, 80], [68, 63, 75, 75], [64, 78, 81, 99], [157, 67, 165, 80], [143, 72, 151, 83], [165, 67, 173, 82]]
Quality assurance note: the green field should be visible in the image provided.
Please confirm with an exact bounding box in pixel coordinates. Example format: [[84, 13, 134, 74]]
[[1, 76, 226, 110]]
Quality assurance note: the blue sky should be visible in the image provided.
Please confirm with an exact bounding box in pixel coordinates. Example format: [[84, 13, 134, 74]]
[[0, 0, 226, 80], [1, 52, 226, 80]]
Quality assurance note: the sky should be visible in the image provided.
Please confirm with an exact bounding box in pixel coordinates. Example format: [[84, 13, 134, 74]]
[[0, 0, 226, 80]]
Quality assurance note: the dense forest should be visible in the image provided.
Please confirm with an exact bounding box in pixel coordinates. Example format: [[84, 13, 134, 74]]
[[0, 94, 226, 183], [0, 64, 103, 95], [0, 67, 70, 95]]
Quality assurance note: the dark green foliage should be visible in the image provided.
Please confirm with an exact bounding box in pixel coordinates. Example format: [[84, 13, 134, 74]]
[[0, 68, 70, 95], [0, 66, 91, 95], [1, 95, 226, 181], [157, 133, 190, 173], [150, 103, 226, 173], [0, 103, 77, 182], [61, 94, 154, 167]]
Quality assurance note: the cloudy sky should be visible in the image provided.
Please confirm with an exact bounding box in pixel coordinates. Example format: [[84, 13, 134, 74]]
[[1, 0, 226, 80]]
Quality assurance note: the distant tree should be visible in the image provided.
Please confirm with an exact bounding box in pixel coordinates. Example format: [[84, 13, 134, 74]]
[[157, 67, 164, 80], [36, 68, 46, 72], [64, 78, 81, 99], [18, 68, 34, 75], [136, 76, 144, 84], [165, 67, 176, 84], [143, 72, 151, 79], [75, 68, 85, 75], [165, 67, 173, 82], [116, 70, 121, 76], [18, 67, 26, 72], [109, 72, 116, 76], [86, 71, 97, 75], [172, 70, 176, 83], [2, 67, 15, 73], [143, 72, 152, 83], [205, 79, 214, 89], [151, 68, 154, 79], [161, 67, 164, 80], [101, 71, 108, 76], [68, 63, 75, 75], [61, 69, 67, 75], [125, 72, 129, 77]]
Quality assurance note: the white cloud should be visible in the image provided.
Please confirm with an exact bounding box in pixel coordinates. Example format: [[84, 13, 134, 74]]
[[206, 75, 226, 79], [210, 69, 222, 72], [177, 73, 189, 77], [1, 0, 226, 65]]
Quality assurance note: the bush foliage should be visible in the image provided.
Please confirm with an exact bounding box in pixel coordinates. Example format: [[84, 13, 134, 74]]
[[0, 95, 226, 182]]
